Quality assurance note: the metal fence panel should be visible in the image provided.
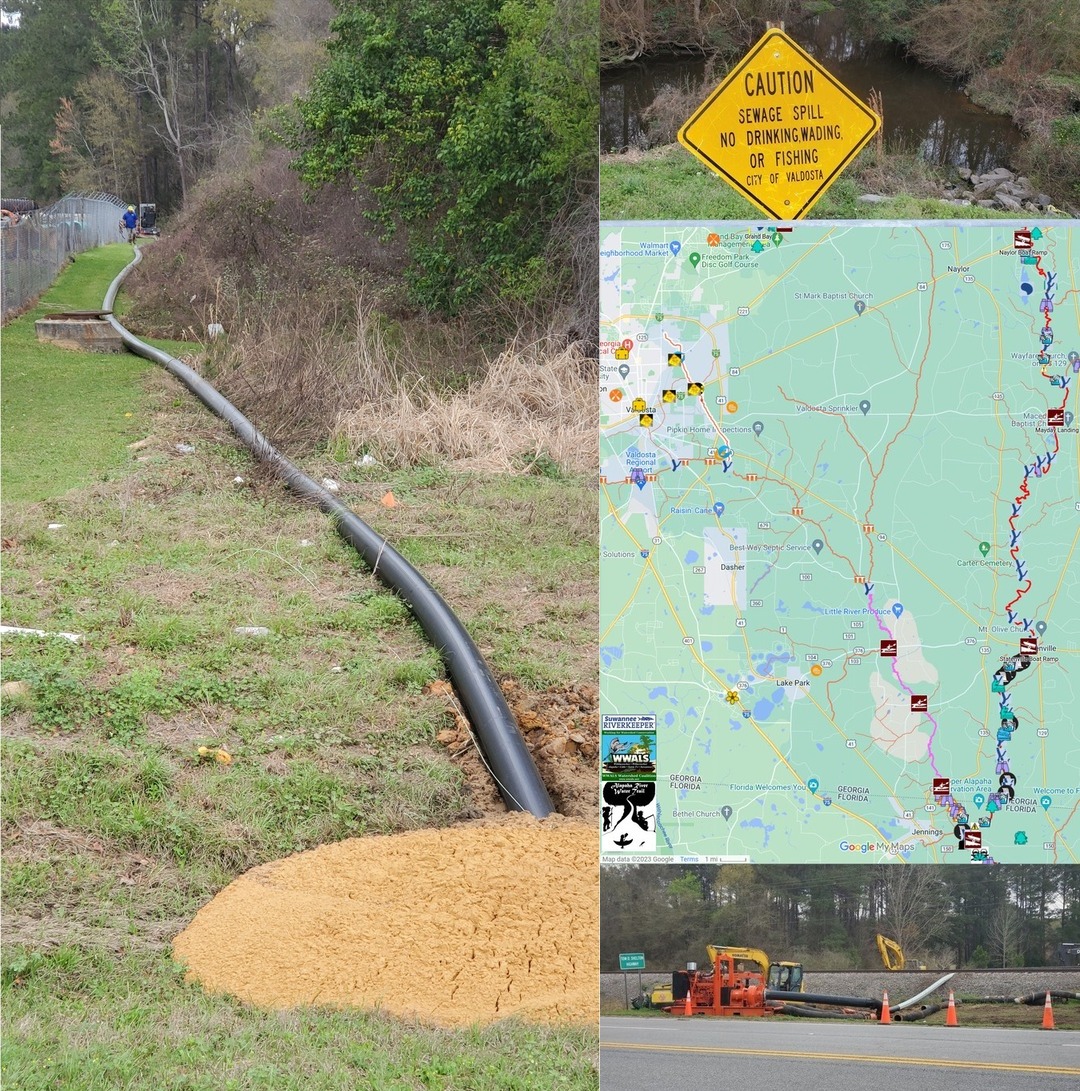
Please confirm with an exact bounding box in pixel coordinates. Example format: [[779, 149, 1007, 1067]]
[[1, 193, 128, 320]]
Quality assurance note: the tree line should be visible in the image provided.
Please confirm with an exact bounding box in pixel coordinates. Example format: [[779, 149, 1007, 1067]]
[[602, 864, 1080, 971], [0, 0, 321, 207], [1, 0, 599, 324]]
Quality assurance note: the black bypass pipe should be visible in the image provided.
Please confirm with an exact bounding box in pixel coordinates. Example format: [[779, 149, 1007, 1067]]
[[767, 991, 882, 1011], [104, 248, 554, 817]]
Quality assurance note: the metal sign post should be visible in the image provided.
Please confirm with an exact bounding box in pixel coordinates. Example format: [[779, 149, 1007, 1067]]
[[619, 952, 646, 1008]]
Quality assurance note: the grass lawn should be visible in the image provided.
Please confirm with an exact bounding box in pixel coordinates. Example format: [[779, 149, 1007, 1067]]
[[2, 249, 599, 1088], [599, 144, 1051, 222], [1, 245, 149, 504]]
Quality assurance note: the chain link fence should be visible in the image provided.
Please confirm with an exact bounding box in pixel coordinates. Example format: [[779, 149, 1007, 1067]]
[[1, 193, 129, 320]]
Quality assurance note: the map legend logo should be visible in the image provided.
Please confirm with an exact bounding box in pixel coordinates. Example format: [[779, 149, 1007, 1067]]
[[933, 778, 951, 797], [1048, 407, 1065, 427], [1020, 637, 1038, 656], [879, 639, 897, 657], [910, 695, 928, 713], [1014, 229, 1033, 249]]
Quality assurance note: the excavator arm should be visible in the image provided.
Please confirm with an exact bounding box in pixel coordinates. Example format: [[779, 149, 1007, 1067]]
[[706, 945, 772, 977], [876, 934, 905, 971]]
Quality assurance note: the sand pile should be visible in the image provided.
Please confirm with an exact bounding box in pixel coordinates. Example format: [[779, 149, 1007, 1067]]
[[173, 817, 597, 1026]]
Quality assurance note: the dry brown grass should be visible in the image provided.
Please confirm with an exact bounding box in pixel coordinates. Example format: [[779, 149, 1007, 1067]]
[[339, 339, 597, 474]]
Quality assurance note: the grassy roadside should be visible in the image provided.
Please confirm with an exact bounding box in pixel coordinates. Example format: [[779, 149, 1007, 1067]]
[[1, 249, 598, 1088], [599, 145, 1050, 221]]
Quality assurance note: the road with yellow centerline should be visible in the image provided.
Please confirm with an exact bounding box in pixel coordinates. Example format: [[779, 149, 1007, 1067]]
[[600, 1016, 1080, 1090]]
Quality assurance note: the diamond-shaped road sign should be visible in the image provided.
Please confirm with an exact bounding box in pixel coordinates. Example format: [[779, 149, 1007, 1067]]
[[678, 28, 880, 219]]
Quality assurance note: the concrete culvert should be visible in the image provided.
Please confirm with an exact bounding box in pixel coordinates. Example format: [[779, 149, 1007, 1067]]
[[173, 816, 596, 1026]]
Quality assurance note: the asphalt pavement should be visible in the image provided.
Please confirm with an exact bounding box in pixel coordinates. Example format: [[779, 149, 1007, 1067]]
[[600, 1016, 1080, 1091]]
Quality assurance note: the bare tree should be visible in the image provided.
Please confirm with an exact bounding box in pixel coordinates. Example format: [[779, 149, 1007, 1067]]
[[876, 864, 947, 964], [103, 0, 200, 200], [987, 902, 1023, 968]]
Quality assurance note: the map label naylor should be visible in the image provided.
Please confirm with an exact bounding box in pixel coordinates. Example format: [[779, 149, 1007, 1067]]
[[677, 28, 880, 219]]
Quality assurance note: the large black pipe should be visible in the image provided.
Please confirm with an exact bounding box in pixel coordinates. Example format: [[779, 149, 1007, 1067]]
[[103, 247, 554, 817], [767, 991, 882, 1010], [776, 1003, 861, 1019]]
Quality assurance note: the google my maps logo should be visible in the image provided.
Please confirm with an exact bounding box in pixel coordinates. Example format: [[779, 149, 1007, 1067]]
[[838, 841, 906, 854]]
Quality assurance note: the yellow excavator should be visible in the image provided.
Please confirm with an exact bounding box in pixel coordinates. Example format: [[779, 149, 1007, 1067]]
[[707, 946, 805, 992], [875, 934, 927, 971]]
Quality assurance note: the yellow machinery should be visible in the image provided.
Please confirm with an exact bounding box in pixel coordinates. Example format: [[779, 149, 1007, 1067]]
[[706, 946, 805, 992], [875, 934, 926, 970], [876, 934, 905, 971]]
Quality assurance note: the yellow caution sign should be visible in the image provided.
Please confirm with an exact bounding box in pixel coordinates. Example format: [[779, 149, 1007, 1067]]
[[678, 28, 880, 219]]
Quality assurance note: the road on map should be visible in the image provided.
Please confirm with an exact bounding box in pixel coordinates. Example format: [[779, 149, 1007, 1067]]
[[600, 1017, 1080, 1091]]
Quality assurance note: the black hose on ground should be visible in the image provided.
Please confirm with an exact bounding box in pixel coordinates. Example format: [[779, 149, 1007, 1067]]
[[776, 1004, 863, 1019], [892, 1003, 943, 1022], [103, 247, 554, 818], [1013, 992, 1079, 1005]]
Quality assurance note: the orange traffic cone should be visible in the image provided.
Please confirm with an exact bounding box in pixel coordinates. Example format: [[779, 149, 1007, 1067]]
[[880, 989, 891, 1024], [946, 990, 959, 1027], [683, 989, 694, 1016], [1042, 990, 1055, 1030]]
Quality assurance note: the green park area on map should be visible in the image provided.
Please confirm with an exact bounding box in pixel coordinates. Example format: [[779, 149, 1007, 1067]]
[[599, 221, 1079, 864]]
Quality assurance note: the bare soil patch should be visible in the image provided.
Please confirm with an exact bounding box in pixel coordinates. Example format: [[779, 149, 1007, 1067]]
[[173, 816, 596, 1026]]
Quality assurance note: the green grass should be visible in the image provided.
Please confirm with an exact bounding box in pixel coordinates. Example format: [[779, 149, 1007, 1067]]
[[1, 946, 597, 1090], [1, 245, 150, 504], [599, 144, 1044, 221], [1, 246, 598, 1086]]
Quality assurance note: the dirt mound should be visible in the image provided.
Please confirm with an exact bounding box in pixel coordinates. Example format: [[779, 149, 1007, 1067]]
[[173, 817, 596, 1026], [430, 680, 598, 820]]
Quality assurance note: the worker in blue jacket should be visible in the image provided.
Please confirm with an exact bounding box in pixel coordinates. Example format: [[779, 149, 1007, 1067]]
[[120, 205, 138, 243]]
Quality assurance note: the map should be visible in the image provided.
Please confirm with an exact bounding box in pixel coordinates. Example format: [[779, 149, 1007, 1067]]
[[599, 221, 1080, 864]]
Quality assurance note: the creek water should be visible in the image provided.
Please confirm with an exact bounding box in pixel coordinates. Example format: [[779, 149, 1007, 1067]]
[[601, 12, 1021, 175]]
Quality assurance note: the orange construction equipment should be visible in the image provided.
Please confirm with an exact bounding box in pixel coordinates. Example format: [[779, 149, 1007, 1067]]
[[1042, 990, 1055, 1030], [945, 990, 959, 1026], [880, 989, 891, 1024], [683, 988, 694, 1016]]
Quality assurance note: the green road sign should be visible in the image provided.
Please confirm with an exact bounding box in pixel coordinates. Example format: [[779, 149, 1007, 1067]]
[[619, 952, 646, 971]]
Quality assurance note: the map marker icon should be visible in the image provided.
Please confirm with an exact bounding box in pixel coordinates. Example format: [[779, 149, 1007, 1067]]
[[721, 805, 733, 821], [618, 363, 630, 379], [1035, 621, 1047, 636], [752, 420, 764, 436], [859, 400, 871, 416], [811, 539, 824, 555], [854, 300, 866, 316]]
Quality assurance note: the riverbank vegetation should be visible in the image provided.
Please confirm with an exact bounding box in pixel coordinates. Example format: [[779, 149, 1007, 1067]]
[[601, 0, 1080, 210]]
